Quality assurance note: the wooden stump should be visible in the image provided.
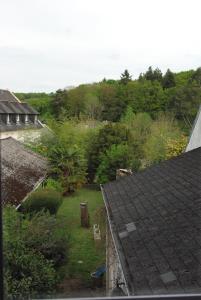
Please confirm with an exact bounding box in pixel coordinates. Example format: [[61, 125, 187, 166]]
[[80, 202, 90, 228]]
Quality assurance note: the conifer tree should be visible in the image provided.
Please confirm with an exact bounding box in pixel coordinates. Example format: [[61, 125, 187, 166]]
[[120, 69, 132, 85], [162, 69, 176, 89]]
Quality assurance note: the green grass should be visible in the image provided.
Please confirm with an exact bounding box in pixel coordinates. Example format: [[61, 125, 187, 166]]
[[57, 188, 106, 284]]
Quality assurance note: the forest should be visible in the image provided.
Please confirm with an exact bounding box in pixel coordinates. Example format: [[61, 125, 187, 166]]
[[16, 66, 201, 188]]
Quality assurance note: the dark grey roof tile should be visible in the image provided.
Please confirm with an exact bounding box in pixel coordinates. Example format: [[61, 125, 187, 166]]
[[102, 147, 201, 295]]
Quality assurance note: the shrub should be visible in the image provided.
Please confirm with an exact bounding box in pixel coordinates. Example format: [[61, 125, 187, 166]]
[[3, 207, 59, 299], [23, 212, 69, 268], [45, 178, 63, 192], [96, 144, 140, 184], [22, 188, 63, 215]]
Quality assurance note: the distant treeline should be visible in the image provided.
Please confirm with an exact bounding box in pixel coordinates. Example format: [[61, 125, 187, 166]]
[[16, 66, 201, 128]]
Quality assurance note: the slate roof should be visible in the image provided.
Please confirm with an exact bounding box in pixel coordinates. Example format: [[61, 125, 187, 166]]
[[1, 137, 48, 206], [102, 147, 201, 295], [0, 89, 19, 102], [0, 101, 39, 114]]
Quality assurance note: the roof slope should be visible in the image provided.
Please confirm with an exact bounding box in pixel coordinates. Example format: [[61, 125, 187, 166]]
[[102, 148, 201, 295], [1, 137, 47, 206], [186, 105, 201, 152], [0, 89, 19, 102], [0, 101, 39, 114]]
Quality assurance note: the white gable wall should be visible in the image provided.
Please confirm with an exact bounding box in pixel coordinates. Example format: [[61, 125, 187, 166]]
[[186, 106, 201, 152]]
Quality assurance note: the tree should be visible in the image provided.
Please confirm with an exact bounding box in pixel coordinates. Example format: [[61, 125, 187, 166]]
[[49, 143, 87, 194], [140, 66, 163, 82], [144, 66, 154, 81], [98, 83, 126, 121], [191, 67, 201, 86], [153, 68, 163, 82], [3, 208, 63, 299], [120, 69, 132, 85], [96, 144, 138, 183], [51, 89, 68, 119], [162, 69, 176, 89], [143, 114, 182, 165], [87, 123, 131, 181], [67, 85, 86, 119]]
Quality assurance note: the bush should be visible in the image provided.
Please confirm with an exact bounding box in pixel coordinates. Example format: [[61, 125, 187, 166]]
[[96, 144, 140, 184], [22, 188, 63, 215], [23, 212, 69, 268], [3, 207, 60, 299], [45, 178, 63, 192]]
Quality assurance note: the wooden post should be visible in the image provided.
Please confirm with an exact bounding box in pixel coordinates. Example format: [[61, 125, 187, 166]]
[[80, 202, 89, 228]]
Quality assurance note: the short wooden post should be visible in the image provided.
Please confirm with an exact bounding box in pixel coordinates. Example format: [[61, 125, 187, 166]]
[[80, 202, 90, 228]]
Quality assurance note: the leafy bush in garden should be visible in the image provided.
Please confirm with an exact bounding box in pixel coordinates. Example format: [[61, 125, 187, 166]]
[[143, 114, 185, 165], [87, 123, 131, 182], [4, 241, 56, 299], [45, 177, 63, 192], [165, 135, 187, 159], [22, 212, 69, 268], [96, 144, 140, 183], [22, 188, 63, 214], [3, 207, 69, 299]]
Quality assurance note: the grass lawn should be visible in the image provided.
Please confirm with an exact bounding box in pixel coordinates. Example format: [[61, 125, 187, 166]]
[[57, 187, 106, 285]]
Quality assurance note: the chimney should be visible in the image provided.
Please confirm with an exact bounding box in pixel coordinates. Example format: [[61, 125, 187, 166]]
[[116, 169, 133, 180]]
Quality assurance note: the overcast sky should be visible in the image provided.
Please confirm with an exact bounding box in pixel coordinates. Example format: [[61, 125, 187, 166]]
[[1, 0, 201, 92]]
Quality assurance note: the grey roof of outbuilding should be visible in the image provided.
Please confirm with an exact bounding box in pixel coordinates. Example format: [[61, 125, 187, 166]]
[[1, 137, 48, 206], [0, 101, 39, 114], [0, 89, 19, 102], [102, 147, 201, 295]]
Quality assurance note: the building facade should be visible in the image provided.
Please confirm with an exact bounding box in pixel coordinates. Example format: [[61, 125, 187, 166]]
[[0, 89, 46, 141]]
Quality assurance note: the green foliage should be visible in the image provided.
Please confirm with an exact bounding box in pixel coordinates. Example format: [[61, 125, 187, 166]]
[[165, 135, 187, 159], [98, 82, 126, 121], [121, 105, 135, 124], [21, 211, 69, 268], [139, 66, 163, 82], [16, 67, 201, 128], [191, 67, 201, 87], [45, 178, 63, 192], [49, 143, 87, 194], [96, 144, 139, 183], [51, 89, 68, 119], [57, 188, 105, 283], [3, 207, 69, 299], [162, 69, 176, 89], [15, 92, 53, 121], [143, 114, 182, 165], [5, 242, 56, 299], [22, 189, 63, 215], [120, 69, 132, 85], [87, 123, 131, 181]]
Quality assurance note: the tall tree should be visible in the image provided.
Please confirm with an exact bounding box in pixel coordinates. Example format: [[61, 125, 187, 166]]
[[191, 67, 201, 86], [162, 69, 176, 89], [51, 89, 68, 119], [120, 69, 132, 85]]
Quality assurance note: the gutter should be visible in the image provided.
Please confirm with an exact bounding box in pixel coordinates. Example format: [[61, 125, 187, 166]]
[[16, 175, 46, 211], [100, 184, 133, 296]]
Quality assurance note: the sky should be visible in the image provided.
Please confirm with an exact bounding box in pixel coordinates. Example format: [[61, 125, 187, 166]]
[[1, 0, 201, 92]]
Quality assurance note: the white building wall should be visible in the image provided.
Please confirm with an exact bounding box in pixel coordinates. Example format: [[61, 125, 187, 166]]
[[0, 128, 47, 143]]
